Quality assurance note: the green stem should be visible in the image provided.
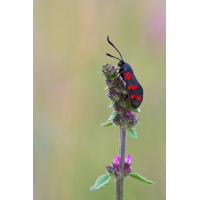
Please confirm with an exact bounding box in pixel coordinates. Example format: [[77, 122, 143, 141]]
[[116, 126, 126, 200]]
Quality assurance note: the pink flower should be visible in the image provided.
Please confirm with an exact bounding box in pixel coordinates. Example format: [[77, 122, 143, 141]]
[[113, 156, 120, 165], [106, 155, 132, 177], [126, 110, 132, 116], [125, 154, 132, 165]]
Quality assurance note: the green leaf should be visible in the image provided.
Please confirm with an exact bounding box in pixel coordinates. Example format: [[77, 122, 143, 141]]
[[90, 175, 112, 191], [107, 112, 117, 121], [129, 106, 141, 113], [105, 86, 109, 91], [129, 173, 154, 185], [127, 128, 137, 140], [122, 90, 127, 94], [101, 121, 114, 127], [108, 101, 115, 109]]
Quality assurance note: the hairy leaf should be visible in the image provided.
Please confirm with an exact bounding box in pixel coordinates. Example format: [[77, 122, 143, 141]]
[[129, 173, 154, 185], [127, 128, 137, 140], [90, 175, 112, 191]]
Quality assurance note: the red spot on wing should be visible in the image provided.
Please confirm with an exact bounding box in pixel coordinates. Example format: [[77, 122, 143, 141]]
[[136, 96, 141, 101], [131, 94, 136, 99], [131, 85, 138, 89], [128, 85, 132, 90], [124, 73, 127, 80], [127, 72, 131, 80]]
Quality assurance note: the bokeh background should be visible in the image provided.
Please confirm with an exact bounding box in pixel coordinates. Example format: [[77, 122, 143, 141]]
[[33, 0, 166, 199]]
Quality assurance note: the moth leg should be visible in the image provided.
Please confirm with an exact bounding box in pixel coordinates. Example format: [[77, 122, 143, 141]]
[[116, 71, 122, 80], [116, 74, 121, 80], [118, 68, 124, 74], [116, 71, 124, 81]]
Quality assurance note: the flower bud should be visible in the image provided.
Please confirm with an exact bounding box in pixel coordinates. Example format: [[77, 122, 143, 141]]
[[112, 112, 138, 129], [125, 154, 132, 164], [113, 103, 125, 114], [112, 113, 121, 126], [111, 65, 115, 70], [126, 110, 132, 116], [113, 156, 120, 165]]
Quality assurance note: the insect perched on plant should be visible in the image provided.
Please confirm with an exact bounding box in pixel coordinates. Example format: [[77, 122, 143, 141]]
[[106, 36, 143, 109]]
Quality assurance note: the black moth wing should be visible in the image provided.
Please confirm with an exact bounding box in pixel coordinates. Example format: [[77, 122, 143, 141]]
[[124, 71, 143, 109]]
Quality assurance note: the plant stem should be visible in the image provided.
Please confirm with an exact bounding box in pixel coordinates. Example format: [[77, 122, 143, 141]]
[[116, 126, 126, 200]]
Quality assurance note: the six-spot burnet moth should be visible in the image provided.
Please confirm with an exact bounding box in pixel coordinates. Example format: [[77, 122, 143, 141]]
[[106, 36, 143, 109]]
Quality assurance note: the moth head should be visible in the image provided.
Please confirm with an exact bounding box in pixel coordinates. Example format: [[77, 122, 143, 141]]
[[118, 60, 125, 68]]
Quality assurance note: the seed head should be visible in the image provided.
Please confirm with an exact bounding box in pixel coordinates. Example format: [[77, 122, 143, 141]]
[[102, 63, 139, 129]]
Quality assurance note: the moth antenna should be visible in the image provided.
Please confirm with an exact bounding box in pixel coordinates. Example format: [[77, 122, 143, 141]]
[[106, 53, 121, 61], [107, 36, 124, 61]]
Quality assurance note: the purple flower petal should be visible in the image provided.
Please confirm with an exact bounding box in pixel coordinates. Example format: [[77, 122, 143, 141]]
[[113, 156, 120, 165], [125, 154, 132, 164], [126, 110, 132, 116]]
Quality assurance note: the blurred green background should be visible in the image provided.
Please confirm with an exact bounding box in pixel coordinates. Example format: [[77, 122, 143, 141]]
[[34, 0, 165, 199]]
